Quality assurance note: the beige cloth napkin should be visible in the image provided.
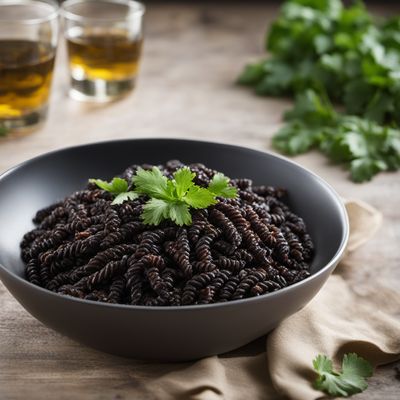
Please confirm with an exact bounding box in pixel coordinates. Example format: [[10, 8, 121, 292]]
[[141, 200, 400, 400]]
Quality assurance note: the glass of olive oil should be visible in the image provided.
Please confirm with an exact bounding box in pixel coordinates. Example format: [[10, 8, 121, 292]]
[[0, 0, 59, 133], [61, 0, 145, 102]]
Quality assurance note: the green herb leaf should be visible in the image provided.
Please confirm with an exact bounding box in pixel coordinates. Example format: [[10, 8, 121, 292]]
[[284, 89, 337, 126], [90, 177, 138, 205], [313, 353, 373, 397], [142, 198, 171, 225], [208, 173, 238, 198], [142, 199, 192, 226], [89, 177, 129, 195], [350, 158, 387, 182], [273, 121, 321, 155], [184, 186, 217, 209], [112, 191, 139, 205], [173, 167, 195, 198], [237, 62, 266, 85], [132, 167, 171, 199], [255, 60, 294, 96], [168, 202, 192, 226]]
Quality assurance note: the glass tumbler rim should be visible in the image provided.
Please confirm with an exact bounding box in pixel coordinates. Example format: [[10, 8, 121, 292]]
[[61, 0, 145, 22], [0, 0, 59, 25]]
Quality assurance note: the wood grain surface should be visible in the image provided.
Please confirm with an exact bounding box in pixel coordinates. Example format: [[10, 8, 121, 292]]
[[0, 2, 399, 399]]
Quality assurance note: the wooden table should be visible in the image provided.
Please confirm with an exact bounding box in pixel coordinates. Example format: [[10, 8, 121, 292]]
[[0, 2, 399, 399]]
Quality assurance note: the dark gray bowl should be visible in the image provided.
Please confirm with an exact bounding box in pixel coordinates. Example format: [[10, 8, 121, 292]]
[[0, 139, 348, 361]]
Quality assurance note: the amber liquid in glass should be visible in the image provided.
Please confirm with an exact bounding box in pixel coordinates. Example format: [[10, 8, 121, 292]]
[[0, 40, 55, 121], [67, 30, 142, 82]]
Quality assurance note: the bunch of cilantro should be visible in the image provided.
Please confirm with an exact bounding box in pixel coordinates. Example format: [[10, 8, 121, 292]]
[[238, 0, 400, 182]]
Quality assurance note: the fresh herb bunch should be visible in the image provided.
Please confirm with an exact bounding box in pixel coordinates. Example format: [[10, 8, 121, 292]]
[[273, 89, 400, 182], [313, 353, 373, 397], [238, 0, 400, 182], [90, 166, 238, 226]]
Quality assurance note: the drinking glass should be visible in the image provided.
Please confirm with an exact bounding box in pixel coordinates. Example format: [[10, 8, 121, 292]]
[[61, 0, 145, 102], [0, 0, 59, 133]]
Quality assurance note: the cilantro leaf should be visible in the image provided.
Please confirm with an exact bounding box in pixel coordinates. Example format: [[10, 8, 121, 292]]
[[132, 167, 171, 200], [173, 167, 195, 198], [142, 198, 171, 225], [341, 353, 374, 390], [321, 131, 369, 162], [313, 354, 334, 375], [255, 61, 295, 96], [273, 121, 321, 155], [168, 202, 192, 226], [90, 177, 138, 205], [364, 90, 394, 125], [313, 353, 373, 397], [184, 186, 217, 209], [350, 158, 387, 182], [208, 173, 238, 198], [343, 79, 374, 115], [142, 199, 192, 226], [112, 191, 139, 205], [284, 89, 337, 126], [89, 177, 129, 195], [237, 62, 266, 85]]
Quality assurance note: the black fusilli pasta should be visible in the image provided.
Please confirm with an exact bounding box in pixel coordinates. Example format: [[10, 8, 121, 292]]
[[21, 161, 314, 306]]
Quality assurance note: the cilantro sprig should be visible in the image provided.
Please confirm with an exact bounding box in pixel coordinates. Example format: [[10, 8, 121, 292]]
[[313, 353, 373, 397], [238, 0, 400, 182], [90, 166, 238, 226]]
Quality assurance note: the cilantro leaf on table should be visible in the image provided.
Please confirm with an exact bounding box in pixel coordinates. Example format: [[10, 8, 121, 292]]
[[283, 89, 337, 126], [350, 158, 387, 182], [238, 62, 266, 85], [313, 353, 373, 397], [272, 121, 321, 155]]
